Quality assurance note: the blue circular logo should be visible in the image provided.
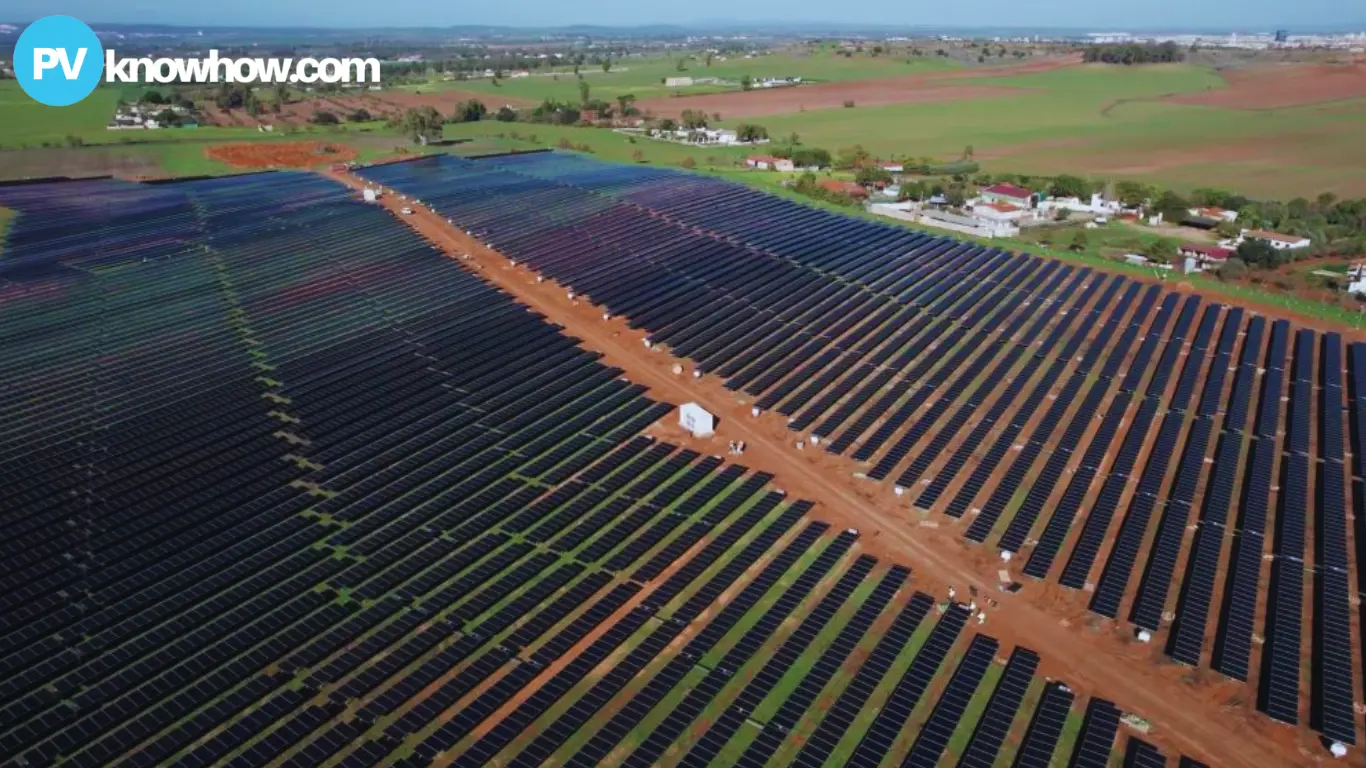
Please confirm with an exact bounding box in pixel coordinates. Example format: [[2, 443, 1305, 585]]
[[14, 16, 105, 107]]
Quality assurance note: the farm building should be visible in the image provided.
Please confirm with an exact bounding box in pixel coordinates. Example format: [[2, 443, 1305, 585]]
[[980, 183, 1037, 209], [1179, 242, 1235, 266], [1244, 229, 1312, 250], [745, 155, 795, 172], [972, 201, 1029, 224], [1189, 206, 1239, 222], [917, 208, 1020, 238]]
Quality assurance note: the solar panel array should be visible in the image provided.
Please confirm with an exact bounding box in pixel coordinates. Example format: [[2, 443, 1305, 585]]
[[356, 150, 1366, 748], [1, 172, 979, 768]]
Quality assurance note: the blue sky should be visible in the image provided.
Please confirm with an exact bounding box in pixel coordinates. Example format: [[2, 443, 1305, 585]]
[[6, 0, 1362, 30]]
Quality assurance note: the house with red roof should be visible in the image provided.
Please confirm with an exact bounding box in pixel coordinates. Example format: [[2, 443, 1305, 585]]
[[981, 183, 1036, 209], [1179, 242, 1235, 266], [972, 200, 1027, 223]]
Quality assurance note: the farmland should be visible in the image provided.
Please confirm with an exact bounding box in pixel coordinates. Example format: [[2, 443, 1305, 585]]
[[427, 49, 964, 104], [750, 63, 1366, 198]]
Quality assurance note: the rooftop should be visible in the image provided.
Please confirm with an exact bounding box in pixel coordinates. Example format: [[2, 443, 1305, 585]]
[[1247, 229, 1309, 244], [983, 183, 1034, 199]]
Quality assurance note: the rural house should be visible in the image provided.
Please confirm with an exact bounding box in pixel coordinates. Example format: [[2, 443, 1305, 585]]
[[972, 201, 1029, 225], [1179, 242, 1235, 267], [746, 155, 795, 172], [1189, 206, 1239, 222], [981, 183, 1036, 209], [1244, 229, 1312, 250]]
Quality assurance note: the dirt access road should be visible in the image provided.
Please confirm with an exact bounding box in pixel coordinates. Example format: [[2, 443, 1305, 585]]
[[323, 167, 1328, 767]]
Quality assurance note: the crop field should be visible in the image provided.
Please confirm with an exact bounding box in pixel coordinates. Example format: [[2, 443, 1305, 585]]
[[433, 50, 962, 104], [358, 150, 1366, 763], [744, 63, 1366, 198]]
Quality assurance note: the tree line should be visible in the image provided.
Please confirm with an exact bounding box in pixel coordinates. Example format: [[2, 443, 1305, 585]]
[[1082, 42, 1184, 65]]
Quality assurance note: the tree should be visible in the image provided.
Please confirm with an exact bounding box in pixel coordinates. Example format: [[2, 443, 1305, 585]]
[[787, 131, 800, 145], [632, 149, 646, 163], [835, 144, 871, 170], [1153, 190, 1191, 222], [1143, 238, 1177, 264], [310, 109, 339, 126], [676, 57, 687, 72], [1218, 257, 1248, 280], [401, 106, 444, 144], [1049, 174, 1089, 200], [615, 94, 637, 117], [578, 79, 591, 105], [1115, 180, 1149, 208], [790, 147, 832, 168], [1317, 192, 1339, 210], [680, 109, 708, 130], [348, 108, 372, 122], [602, 58, 612, 73], [962, 144, 974, 160], [855, 166, 893, 186], [1070, 230, 1090, 252], [142, 90, 166, 105], [680, 156, 697, 169], [705, 52, 714, 67], [1236, 237, 1284, 269], [898, 180, 931, 202], [453, 99, 487, 123], [658, 117, 678, 133], [496, 105, 518, 122], [736, 123, 769, 143], [740, 74, 754, 91]]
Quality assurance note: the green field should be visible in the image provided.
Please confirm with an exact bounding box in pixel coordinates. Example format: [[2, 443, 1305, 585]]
[[420, 50, 960, 104], [749, 63, 1366, 199]]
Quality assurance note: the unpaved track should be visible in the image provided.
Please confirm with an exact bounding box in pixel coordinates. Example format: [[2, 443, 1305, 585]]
[[323, 168, 1319, 767]]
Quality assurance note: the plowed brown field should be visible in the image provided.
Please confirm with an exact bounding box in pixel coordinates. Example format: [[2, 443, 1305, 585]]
[[206, 141, 356, 168], [1167, 63, 1366, 109], [636, 55, 1081, 118]]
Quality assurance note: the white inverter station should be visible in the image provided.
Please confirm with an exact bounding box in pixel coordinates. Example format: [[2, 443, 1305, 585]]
[[679, 402, 716, 438]]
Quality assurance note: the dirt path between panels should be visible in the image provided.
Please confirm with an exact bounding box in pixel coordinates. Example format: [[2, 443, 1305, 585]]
[[321, 168, 1326, 767]]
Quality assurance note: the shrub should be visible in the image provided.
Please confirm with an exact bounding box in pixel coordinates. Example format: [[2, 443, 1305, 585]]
[[843, 100, 856, 108], [310, 110, 340, 125], [680, 156, 697, 169]]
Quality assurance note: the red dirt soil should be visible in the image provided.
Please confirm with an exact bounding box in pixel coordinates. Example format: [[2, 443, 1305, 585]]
[[636, 55, 1082, 118], [1168, 63, 1366, 110], [324, 167, 1331, 766], [206, 141, 356, 169]]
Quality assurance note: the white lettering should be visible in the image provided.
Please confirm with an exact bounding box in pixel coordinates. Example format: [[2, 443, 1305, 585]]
[[98, 49, 382, 86], [59, 48, 87, 79], [33, 48, 60, 80]]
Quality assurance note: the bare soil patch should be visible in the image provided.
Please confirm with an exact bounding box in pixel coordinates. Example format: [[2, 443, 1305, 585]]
[[637, 55, 1081, 119], [206, 141, 356, 169], [1167, 63, 1366, 110]]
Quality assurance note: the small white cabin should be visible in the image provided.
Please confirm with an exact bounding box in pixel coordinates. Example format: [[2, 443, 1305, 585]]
[[679, 402, 716, 438]]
